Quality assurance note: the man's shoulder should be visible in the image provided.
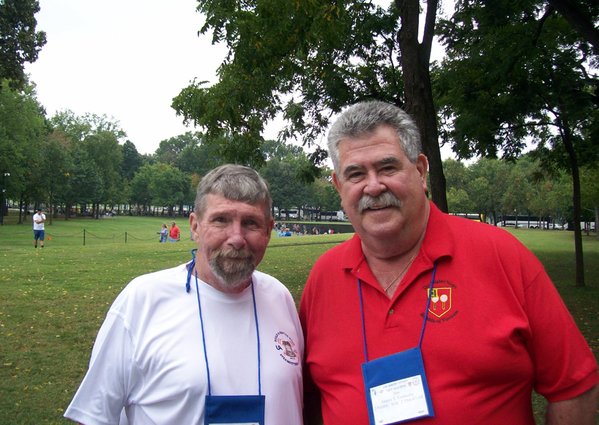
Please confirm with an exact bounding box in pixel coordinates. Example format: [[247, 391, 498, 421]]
[[253, 270, 288, 291], [442, 213, 520, 243], [112, 264, 189, 308], [252, 270, 297, 307]]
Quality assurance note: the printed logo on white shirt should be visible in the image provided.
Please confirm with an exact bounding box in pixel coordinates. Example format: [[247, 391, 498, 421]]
[[274, 331, 300, 366]]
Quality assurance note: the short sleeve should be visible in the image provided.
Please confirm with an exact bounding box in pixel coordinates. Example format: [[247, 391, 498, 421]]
[[64, 311, 135, 425], [523, 263, 599, 401]]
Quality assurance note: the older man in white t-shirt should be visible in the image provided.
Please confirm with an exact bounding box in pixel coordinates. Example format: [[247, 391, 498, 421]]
[[65, 165, 303, 425]]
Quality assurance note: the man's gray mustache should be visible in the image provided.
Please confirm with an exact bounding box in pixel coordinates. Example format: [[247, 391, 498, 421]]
[[357, 192, 402, 213]]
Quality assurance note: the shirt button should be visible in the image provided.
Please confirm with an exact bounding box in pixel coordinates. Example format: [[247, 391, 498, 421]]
[[389, 309, 394, 315]]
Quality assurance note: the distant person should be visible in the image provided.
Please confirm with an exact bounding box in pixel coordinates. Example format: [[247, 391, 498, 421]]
[[158, 222, 168, 243], [33, 207, 46, 248], [300, 101, 599, 424], [64, 164, 303, 424], [169, 221, 180, 242]]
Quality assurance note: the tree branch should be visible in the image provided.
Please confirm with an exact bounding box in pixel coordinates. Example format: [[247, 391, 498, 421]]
[[547, 0, 599, 54]]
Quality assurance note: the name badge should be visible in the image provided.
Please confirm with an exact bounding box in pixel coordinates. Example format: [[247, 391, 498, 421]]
[[362, 347, 434, 424], [205, 395, 265, 425]]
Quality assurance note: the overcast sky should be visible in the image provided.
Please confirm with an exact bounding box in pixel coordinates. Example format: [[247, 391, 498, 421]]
[[25, 0, 454, 159], [25, 0, 228, 155]]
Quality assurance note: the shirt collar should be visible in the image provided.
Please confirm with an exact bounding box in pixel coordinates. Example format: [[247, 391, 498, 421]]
[[340, 200, 454, 275]]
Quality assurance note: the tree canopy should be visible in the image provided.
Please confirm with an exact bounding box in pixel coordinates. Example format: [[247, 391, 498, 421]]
[[173, 2, 397, 168], [0, 0, 46, 88], [436, 0, 599, 285], [173, 0, 450, 209]]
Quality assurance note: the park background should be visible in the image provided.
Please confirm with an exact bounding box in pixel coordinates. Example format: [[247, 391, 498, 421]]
[[2, 0, 599, 422], [0, 214, 598, 424]]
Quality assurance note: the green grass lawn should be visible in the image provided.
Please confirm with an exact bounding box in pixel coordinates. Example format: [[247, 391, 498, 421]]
[[0, 214, 597, 424]]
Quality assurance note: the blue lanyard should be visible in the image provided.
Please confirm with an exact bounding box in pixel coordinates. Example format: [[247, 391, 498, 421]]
[[186, 249, 262, 396], [359, 262, 437, 362]]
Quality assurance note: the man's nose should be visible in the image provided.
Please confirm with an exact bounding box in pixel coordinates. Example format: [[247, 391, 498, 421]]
[[227, 221, 247, 249], [363, 171, 386, 196]]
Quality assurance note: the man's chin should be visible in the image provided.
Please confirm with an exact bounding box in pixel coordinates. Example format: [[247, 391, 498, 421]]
[[212, 260, 256, 287], [360, 215, 404, 236]]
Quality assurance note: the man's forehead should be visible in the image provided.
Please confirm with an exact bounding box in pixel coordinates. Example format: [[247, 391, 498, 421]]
[[205, 195, 266, 215]]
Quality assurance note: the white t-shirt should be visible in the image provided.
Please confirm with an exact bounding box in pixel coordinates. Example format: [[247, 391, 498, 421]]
[[33, 212, 45, 230], [64, 264, 304, 425]]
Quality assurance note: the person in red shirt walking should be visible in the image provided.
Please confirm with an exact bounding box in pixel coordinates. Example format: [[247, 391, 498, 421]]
[[169, 221, 180, 242]]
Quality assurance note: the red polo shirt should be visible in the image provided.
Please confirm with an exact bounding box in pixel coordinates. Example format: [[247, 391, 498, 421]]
[[300, 202, 598, 425]]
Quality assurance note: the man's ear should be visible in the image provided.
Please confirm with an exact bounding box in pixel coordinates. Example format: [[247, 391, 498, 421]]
[[416, 154, 429, 191], [332, 171, 342, 193], [189, 213, 201, 242], [266, 217, 274, 239]]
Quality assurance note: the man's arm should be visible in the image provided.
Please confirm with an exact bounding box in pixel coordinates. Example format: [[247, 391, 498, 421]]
[[545, 383, 599, 425]]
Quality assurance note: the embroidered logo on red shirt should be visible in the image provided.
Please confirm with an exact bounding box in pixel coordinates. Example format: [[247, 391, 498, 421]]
[[427, 287, 452, 318]]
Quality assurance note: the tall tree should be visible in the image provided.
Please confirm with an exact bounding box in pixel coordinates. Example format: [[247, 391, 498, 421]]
[[173, 0, 448, 210], [443, 159, 474, 214], [55, 141, 102, 219], [397, 0, 447, 211], [39, 130, 70, 224], [437, 1, 599, 286], [468, 158, 511, 226], [260, 153, 311, 216], [0, 0, 46, 88], [149, 163, 192, 215], [82, 131, 123, 216], [121, 140, 143, 182], [155, 133, 196, 166], [50, 110, 126, 143], [0, 79, 47, 221]]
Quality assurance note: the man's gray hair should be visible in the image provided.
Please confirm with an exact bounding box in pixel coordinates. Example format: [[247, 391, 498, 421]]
[[194, 164, 272, 220], [327, 101, 422, 175]]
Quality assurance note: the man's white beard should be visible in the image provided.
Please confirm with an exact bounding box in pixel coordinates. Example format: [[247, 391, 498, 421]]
[[209, 247, 256, 289]]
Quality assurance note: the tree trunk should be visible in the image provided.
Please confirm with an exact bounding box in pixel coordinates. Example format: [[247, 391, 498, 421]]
[[561, 121, 585, 287], [18, 198, 24, 224], [48, 192, 54, 226], [547, 0, 599, 54], [397, 0, 448, 212]]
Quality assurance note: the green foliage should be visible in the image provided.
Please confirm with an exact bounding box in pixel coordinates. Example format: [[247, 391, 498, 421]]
[[172, 0, 402, 173], [120, 140, 143, 182], [50, 110, 126, 144], [130, 163, 192, 212], [0, 0, 46, 88], [59, 142, 103, 207], [437, 1, 598, 165], [83, 132, 123, 204], [260, 152, 311, 212], [443, 155, 597, 229], [0, 79, 48, 203]]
